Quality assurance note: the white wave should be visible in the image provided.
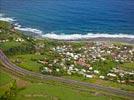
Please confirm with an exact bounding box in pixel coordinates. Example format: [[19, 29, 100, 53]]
[[0, 17, 16, 22], [0, 14, 16, 22], [42, 33, 134, 40], [0, 13, 43, 35], [14, 24, 43, 35]]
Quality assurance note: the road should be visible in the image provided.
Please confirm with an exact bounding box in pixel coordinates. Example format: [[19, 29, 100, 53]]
[[0, 49, 134, 99]]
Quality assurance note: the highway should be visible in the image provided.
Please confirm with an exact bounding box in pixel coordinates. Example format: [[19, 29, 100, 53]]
[[0, 49, 134, 99]]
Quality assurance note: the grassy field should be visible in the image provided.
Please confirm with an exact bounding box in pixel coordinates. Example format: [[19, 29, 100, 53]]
[[0, 69, 12, 86], [0, 68, 13, 98], [63, 75, 134, 92], [10, 54, 45, 72], [15, 82, 124, 100], [120, 62, 134, 70], [0, 69, 126, 100], [0, 41, 21, 51]]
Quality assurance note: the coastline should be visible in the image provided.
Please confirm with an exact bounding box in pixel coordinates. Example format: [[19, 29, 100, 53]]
[[20, 31, 134, 44], [20, 32, 134, 44], [7, 27, 132, 44], [0, 15, 134, 44], [59, 37, 134, 44], [15, 30, 134, 44]]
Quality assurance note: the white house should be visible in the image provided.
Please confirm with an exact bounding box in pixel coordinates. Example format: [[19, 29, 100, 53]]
[[85, 74, 93, 78]]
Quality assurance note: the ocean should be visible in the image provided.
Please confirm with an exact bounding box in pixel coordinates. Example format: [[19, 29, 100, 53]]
[[0, 0, 134, 39]]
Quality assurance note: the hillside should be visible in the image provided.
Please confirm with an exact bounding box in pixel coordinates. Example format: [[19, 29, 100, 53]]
[[0, 21, 134, 100]]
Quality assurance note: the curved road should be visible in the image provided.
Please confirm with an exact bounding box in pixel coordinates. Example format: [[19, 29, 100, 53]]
[[0, 49, 134, 99]]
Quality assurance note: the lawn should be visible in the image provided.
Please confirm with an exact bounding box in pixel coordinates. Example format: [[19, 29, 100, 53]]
[[63, 75, 134, 92], [92, 60, 117, 75], [120, 62, 134, 70], [0, 41, 21, 51], [10, 54, 45, 72], [0, 68, 13, 97], [15, 82, 124, 100], [0, 70, 126, 100], [0, 69, 12, 86]]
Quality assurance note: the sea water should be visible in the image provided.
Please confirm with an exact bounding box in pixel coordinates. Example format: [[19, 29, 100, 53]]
[[0, 0, 134, 39]]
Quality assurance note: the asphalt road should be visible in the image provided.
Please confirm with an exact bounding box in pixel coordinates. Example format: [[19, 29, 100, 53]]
[[0, 49, 134, 99]]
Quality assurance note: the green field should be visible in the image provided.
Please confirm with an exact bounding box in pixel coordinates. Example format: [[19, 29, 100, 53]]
[[15, 82, 124, 100], [10, 54, 45, 72], [0, 68, 13, 98], [64, 75, 134, 92], [0, 41, 21, 51], [0, 69, 126, 100], [0, 69, 12, 86], [120, 62, 134, 70]]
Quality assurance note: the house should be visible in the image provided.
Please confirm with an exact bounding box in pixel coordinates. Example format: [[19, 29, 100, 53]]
[[85, 74, 93, 78], [76, 58, 90, 67], [99, 76, 105, 79], [107, 73, 117, 77], [94, 70, 99, 74], [56, 68, 60, 72], [38, 60, 48, 65], [89, 67, 93, 70]]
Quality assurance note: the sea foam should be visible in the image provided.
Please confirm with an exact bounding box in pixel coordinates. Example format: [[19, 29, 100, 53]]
[[0, 17, 16, 22], [14, 24, 43, 35], [0, 13, 43, 35], [42, 33, 134, 40]]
